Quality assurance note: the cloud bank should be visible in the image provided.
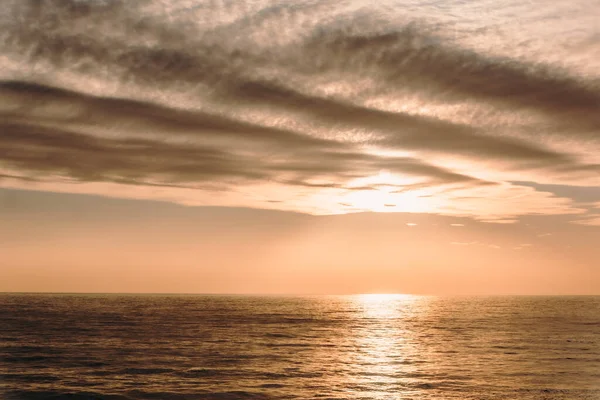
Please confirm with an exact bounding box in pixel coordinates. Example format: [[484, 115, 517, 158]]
[[0, 0, 599, 221]]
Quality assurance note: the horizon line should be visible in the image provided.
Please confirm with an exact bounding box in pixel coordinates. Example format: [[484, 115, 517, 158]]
[[1, 291, 598, 297]]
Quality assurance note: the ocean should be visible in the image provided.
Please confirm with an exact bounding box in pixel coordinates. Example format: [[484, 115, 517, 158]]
[[1, 294, 599, 400]]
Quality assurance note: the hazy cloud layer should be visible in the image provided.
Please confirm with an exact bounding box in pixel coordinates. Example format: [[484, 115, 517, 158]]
[[1, 0, 599, 220]]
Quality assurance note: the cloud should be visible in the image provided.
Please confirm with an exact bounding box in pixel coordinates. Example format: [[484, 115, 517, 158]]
[[0, 0, 598, 221], [450, 242, 501, 250], [225, 80, 582, 169], [572, 215, 600, 226], [514, 244, 533, 250], [1, 82, 496, 189], [513, 182, 600, 204]]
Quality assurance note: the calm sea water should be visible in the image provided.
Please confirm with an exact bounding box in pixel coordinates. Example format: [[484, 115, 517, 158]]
[[1, 294, 599, 400]]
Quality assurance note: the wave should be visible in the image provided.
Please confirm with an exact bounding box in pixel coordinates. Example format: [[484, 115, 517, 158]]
[[1, 373, 61, 383], [119, 367, 176, 375], [4, 391, 132, 400], [4, 390, 273, 400], [176, 368, 220, 378]]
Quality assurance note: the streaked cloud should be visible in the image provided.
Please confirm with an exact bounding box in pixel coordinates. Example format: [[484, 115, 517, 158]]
[[0, 0, 598, 221], [572, 216, 600, 227]]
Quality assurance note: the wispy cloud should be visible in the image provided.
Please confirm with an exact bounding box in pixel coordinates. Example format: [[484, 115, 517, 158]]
[[514, 243, 534, 250], [572, 215, 600, 226]]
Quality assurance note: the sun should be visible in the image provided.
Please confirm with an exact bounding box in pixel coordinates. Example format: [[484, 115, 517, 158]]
[[342, 186, 432, 213], [359, 293, 412, 301], [356, 293, 416, 319], [334, 170, 448, 213]]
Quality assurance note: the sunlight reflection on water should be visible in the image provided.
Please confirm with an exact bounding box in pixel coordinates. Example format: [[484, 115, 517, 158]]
[[349, 294, 430, 398]]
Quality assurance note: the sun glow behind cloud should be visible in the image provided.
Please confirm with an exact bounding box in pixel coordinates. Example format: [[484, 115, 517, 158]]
[[337, 171, 435, 213]]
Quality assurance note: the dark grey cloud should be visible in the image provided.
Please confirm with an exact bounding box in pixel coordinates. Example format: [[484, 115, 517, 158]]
[[303, 27, 600, 127], [4, 0, 598, 130], [227, 80, 578, 166], [1, 82, 494, 190], [5, 78, 590, 189], [0, 81, 345, 152], [0, 120, 267, 184]]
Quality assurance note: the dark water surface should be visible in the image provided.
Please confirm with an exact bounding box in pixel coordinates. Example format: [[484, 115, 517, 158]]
[[1, 294, 599, 399]]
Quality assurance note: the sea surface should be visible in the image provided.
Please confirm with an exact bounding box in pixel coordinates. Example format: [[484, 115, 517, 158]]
[[1, 294, 599, 400]]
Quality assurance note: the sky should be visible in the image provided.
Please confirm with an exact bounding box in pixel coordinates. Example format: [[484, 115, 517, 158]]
[[1, 0, 599, 294]]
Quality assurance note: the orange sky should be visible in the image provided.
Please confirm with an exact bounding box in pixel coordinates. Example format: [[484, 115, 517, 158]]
[[1, 188, 598, 295], [1, 1, 599, 294]]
